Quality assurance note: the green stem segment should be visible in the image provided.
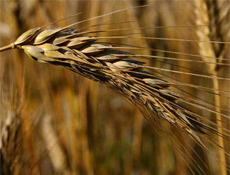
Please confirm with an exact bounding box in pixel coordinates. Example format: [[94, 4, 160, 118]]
[[0, 43, 15, 53]]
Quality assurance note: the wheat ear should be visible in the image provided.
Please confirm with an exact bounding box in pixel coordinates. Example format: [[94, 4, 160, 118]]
[[0, 25, 208, 148], [194, 0, 227, 174]]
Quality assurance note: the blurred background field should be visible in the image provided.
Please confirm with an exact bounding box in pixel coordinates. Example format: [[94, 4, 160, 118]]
[[0, 0, 229, 175]]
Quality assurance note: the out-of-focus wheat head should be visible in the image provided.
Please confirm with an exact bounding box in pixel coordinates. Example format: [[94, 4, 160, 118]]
[[0, 0, 229, 175]]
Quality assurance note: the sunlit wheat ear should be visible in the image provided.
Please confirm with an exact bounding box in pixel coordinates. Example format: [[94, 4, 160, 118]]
[[0, 25, 208, 147], [194, 1, 229, 174]]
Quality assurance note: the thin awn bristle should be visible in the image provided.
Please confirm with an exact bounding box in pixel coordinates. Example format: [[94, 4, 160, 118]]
[[99, 42, 230, 62], [95, 34, 230, 44]]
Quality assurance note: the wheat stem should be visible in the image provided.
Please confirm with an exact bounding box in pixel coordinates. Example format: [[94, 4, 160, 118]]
[[213, 73, 227, 175], [0, 43, 15, 52]]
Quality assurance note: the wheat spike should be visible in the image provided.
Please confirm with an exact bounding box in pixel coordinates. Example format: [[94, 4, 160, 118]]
[[193, 1, 229, 174], [0, 25, 207, 147]]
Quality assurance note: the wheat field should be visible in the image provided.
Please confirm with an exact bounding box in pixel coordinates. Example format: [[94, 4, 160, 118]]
[[0, 1, 229, 175]]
